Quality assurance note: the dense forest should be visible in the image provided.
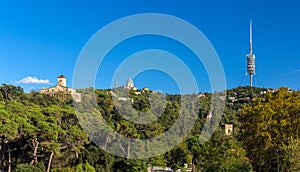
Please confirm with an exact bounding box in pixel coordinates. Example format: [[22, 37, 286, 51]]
[[0, 84, 299, 172]]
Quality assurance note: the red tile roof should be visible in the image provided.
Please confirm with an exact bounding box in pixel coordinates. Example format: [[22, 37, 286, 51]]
[[57, 75, 66, 78]]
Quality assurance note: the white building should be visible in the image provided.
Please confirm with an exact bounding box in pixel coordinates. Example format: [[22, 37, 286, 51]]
[[126, 77, 134, 89]]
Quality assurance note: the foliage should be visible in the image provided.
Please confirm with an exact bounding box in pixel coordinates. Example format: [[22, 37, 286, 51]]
[[188, 131, 252, 171], [0, 84, 298, 171], [15, 162, 45, 172], [240, 87, 300, 172], [280, 137, 300, 172]]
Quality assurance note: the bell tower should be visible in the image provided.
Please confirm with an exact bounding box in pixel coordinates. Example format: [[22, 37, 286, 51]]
[[57, 75, 66, 87]]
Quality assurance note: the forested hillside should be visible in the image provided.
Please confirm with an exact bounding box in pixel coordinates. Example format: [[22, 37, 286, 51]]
[[0, 84, 299, 172]]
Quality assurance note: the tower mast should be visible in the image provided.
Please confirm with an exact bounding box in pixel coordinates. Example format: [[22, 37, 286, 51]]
[[246, 20, 255, 87], [250, 20, 253, 55]]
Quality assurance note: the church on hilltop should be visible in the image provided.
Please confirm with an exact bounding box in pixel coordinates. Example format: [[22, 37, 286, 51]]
[[125, 77, 136, 90], [40, 75, 75, 96], [115, 77, 138, 90]]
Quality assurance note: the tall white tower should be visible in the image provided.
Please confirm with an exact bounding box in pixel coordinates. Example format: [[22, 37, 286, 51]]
[[57, 75, 67, 87], [246, 20, 255, 87]]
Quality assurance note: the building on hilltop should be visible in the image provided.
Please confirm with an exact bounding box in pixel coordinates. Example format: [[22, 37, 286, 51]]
[[40, 75, 75, 96], [115, 77, 138, 90], [126, 77, 134, 89]]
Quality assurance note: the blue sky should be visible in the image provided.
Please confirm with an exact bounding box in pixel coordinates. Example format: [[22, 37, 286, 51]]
[[0, 0, 299, 93]]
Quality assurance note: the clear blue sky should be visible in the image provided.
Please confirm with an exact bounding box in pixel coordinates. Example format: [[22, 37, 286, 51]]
[[0, 0, 299, 93]]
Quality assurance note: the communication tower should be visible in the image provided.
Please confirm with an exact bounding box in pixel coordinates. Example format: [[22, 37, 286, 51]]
[[246, 20, 255, 87]]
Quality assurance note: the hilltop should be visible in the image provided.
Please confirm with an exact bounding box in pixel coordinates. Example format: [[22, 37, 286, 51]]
[[0, 84, 299, 172]]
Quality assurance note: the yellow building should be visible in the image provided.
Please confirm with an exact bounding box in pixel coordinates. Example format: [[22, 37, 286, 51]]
[[40, 75, 75, 96], [225, 124, 233, 135]]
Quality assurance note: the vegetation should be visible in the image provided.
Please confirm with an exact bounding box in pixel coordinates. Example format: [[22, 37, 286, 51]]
[[240, 87, 300, 172], [0, 84, 299, 171]]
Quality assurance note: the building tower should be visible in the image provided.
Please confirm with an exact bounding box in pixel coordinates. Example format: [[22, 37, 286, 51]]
[[126, 77, 134, 89], [246, 20, 255, 87], [57, 75, 67, 87]]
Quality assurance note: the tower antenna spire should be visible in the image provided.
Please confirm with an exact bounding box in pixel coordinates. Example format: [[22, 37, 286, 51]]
[[250, 20, 253, 55]]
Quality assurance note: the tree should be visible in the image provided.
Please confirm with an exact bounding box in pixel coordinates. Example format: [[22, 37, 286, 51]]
[[0, 84, 24, 100], [240, 88, 300, 171], [80, 144, 115, 172], [15, 162, 45, 172], [281, 137, 300, 171], [73, 162, 96, 172], [187, 131, 252, 172]]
